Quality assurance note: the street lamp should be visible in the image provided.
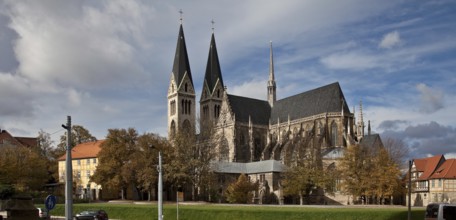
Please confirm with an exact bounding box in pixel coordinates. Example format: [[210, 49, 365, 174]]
[[158, 151, 163, 220], [150, 145, 163, 220]]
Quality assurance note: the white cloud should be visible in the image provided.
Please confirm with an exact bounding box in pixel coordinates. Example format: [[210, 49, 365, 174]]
[[416, 83, 444, 113], [379, 30, 402, 49], [229, 79, 267, 100], [320, 51, 378, 71]]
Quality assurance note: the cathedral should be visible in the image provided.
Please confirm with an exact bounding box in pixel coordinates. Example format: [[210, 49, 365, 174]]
[[167, 23, 375, 204]]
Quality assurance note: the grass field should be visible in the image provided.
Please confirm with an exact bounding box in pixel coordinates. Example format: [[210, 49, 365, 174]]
[[39, 203, 425, 220]]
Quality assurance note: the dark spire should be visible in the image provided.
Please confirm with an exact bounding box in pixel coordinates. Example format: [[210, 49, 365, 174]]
[[204, 32, 224, 93], [172, 24, 193, 88]]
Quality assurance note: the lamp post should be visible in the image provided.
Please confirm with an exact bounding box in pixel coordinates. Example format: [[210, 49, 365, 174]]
[[158, 151, 163, 220]]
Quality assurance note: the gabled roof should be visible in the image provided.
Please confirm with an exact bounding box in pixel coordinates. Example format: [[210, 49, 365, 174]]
[[172, 24, 193, 88], [360, 134, 383, 149], [227, 94, 271, 125], [0, 130, 37, 148], [271, 82, 350, 124], [413, 154, 445, 180], [429, 159, 456, 179], [213, 160, 286, 174], [58, 140, 104, 161], [204, 33, 224, 93], [15, 137, 37, 148]]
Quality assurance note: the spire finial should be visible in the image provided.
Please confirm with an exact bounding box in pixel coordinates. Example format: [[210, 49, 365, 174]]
[[211, 19, 215, 33], [179, 9, 183, 24]]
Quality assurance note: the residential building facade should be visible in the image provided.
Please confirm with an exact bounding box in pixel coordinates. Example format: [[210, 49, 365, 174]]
[[409, 155, 456, 206], [58, 140, 104, 200]]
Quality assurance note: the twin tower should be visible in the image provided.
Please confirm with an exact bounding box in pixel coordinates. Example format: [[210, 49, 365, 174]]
[[167, 24, 276, 139]]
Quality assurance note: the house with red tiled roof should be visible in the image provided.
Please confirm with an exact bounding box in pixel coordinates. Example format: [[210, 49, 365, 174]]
[[409, 155, 456, 206], [0, 129, 37, 148], [429, 159, 456, 204], [58, 140, 104, 200]]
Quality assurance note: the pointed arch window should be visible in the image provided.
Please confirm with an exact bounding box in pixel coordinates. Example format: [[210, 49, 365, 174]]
[[331, 121, 338, 147], [170, 120, 176, 138], [185, 83, 188, 92]]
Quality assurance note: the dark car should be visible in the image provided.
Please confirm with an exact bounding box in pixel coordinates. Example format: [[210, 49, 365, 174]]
[[74, 210, 108, 220]]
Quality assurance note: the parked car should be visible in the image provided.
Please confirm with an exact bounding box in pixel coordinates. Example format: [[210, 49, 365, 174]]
[[74, 210, 108, 220], [37, 208, 50, 219], [425, 203, 456, 220]]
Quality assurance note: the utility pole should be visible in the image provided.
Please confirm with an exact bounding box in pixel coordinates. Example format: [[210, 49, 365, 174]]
[[158, 151, 163, 220], [62, 116, 73, 220]]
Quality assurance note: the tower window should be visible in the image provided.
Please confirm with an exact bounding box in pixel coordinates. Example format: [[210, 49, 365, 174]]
[[217, 89, 220, 98], [185, 83, 188, 92]]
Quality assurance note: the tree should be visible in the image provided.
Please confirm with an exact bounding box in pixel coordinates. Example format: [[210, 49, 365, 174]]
[[282, 159, 332, 205], [0, 145, 48, 192], [339, 143, 402, 205], [132, 133, 171, 201], [91, 128, 137, 200], [167, 130, 217, 201], [58, 125, 97, 151], [37, 129, 60, 184], [383, 138, 409, 167], [339, 144, 370, 204], [225, 174, 258, 204]]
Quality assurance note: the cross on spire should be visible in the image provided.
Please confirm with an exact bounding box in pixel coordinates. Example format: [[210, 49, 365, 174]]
[[211, 19, 215, 33], [179, 9, 183, 24]]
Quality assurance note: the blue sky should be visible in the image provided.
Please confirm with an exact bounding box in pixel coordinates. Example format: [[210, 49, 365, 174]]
[[0, 0, 455, 159]]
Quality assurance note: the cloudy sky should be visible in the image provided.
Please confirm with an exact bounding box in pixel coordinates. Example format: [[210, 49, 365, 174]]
[[0, 0, 455, 159]]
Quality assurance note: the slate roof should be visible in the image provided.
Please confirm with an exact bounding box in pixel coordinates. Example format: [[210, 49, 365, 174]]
[[172, 24, 193, 88], [270, 82, 350, 124], [360, 134, 383, 149], [204, 33, 224, 93], [430, 159, 456, 179], [322, 147, 346, 159], [213, 160, 286, 174], [227, 94, 271, 125], [58, 140, 104, 161]]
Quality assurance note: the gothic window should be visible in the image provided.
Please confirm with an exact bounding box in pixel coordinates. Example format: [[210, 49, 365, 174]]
[[188, 100, 191, 114], [181, 100, 185, 114], [214, 105, 220, 118], [220, 137, 229, 162], [170, 100, 176, 115], [170, 120, 176, 138], [331, 121, 338, 147], [217, 89, 220, 98], [185, 83, 188, 92]]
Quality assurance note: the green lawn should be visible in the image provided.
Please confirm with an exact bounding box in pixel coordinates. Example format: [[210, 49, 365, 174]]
[[38, 203, 425, 220]]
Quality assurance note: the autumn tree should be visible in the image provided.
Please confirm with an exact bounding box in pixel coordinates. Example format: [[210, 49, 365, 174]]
[[340, 143, 402, 204], [0, 145, 48, 192], [225, 173, 258, 204], [91, 128, 137, 200]]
